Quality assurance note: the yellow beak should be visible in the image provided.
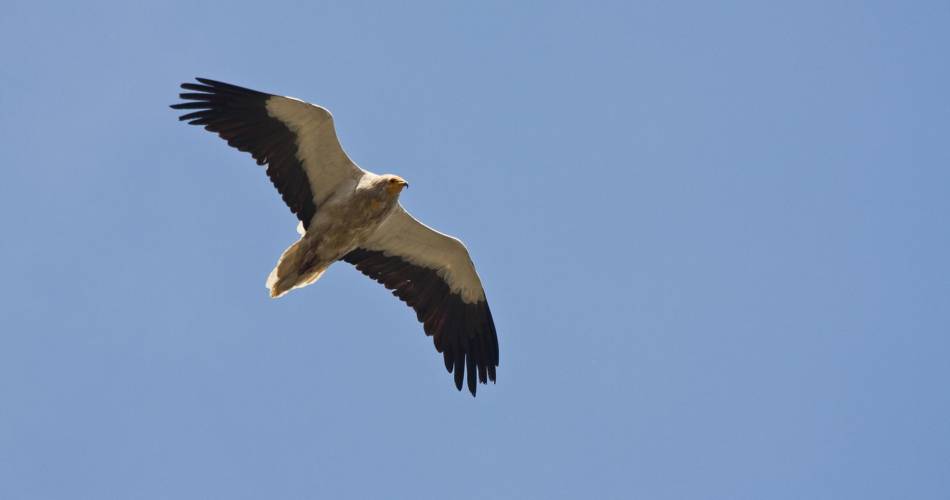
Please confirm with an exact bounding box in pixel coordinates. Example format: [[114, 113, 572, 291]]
[[386, 179, 409, 195]]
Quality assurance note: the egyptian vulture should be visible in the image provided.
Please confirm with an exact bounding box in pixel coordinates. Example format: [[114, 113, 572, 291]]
[[171, 78, 498, 396]]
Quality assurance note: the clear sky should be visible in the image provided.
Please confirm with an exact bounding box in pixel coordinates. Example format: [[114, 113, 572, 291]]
[[1, 1, 948, 498]]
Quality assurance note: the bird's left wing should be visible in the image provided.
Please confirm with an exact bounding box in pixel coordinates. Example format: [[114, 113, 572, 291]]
[[342, 206, 499, 396], [171, 78, 364, 228]]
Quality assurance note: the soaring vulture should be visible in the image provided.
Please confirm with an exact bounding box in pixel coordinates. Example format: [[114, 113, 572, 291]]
[[171, 78, 498, 396]]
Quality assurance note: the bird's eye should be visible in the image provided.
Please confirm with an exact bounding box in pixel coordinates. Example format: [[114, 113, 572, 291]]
[[389, 178, 398, 183]]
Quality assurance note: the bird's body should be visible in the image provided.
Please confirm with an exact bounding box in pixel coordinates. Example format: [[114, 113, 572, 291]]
[[267, 173, 407, 298], [172, 78, 498, 395]]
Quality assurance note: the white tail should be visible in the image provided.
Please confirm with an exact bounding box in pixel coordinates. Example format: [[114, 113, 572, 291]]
[[266, 236, 329, 298]]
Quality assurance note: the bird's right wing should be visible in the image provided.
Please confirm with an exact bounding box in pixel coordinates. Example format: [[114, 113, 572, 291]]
[[342, 206, 498, 395], [171, 78, 365, 228]]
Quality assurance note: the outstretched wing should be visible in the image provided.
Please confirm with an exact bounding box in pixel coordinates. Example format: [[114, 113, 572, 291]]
[[342, 206, 499, 396], [171, 78, 364, 228]]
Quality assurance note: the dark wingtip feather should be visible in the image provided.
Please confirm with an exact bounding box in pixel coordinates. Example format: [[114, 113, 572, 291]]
[[467, 354, 477, 396], [195, 76, 226, 86], [453, 353, 464, 390], [180, 82, 213, 92], [195, 77, 265, 95]]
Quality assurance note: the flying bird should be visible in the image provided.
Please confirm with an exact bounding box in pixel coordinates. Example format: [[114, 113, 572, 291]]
[[171, 78, 498, 395]]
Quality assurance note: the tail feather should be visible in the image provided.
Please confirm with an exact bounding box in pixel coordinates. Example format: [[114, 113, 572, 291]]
[[266, 237, 329, 298]]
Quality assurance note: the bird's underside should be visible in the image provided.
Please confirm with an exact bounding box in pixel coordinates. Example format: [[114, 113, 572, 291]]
[[172, 78, 498, 395], [266, 172, 408, 298]]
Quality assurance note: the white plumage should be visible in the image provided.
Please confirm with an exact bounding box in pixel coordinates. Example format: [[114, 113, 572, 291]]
[[172, 78, 498, 395]]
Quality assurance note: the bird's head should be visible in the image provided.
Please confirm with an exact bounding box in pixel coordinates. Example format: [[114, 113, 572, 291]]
[[382, 174, 409, 196]]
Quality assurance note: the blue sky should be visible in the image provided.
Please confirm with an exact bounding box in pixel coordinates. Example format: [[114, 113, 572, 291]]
[[1, 1, 948, 498]]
